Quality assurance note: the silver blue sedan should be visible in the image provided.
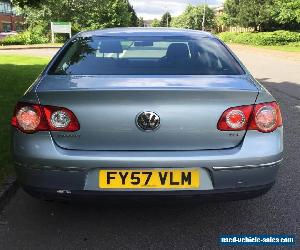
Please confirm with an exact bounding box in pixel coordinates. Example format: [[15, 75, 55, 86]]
[[11, 28, 283, 200]]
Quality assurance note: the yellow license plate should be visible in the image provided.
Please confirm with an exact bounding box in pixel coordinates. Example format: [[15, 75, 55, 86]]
[[99, 169, 200, 189]]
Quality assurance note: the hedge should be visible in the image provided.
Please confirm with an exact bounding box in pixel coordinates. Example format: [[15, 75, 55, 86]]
[[0, 26, 49, 46], [218, 30, 300, 46]]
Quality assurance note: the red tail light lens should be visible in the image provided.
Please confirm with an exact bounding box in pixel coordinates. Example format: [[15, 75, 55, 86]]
[[11, 103, 80, 133], [218, 102, 282, 133], [217, 105, 253, 131], [43, 106, 80, 131], [16, 106, 41, 131], [11, 103, 49, 133], [249, 102, 282, 133]]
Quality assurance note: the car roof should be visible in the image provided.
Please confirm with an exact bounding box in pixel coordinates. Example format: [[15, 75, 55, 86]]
[[77, 27, 215, 38]]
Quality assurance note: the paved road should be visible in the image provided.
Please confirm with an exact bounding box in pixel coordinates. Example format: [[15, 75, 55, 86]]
[[0, 46, 299, 249], [0, 48, 59, 57]]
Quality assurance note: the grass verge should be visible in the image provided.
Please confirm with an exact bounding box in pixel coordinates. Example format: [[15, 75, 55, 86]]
[[0, 55, 50, 184], [0, 43, 63, 50], [227, 43, 300, 52], [253, 44, 300, 52]]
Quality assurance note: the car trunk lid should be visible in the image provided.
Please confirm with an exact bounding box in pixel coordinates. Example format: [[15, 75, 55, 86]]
[[36, 75, 258, 151]]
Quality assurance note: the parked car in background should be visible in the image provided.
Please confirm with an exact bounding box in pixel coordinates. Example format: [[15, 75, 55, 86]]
[[11, 28, 283, 201], [0, 31, 17, 40]]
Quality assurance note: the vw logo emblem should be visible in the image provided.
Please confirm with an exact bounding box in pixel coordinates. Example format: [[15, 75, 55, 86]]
[[136, 111, 160, 131]]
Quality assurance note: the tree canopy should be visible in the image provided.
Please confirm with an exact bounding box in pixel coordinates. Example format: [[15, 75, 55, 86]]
[[15, 0, 138, 32], [223, 0, 300, 31], [12, 0, 43, 8], [272, 0, 300, 28], [137, 17, 145, 27], [171, 4, 215, 30], [151, 19, 161, 27], [160, 12, 172, 27], [127, 3, 139, 27], [13, 0, 300, 34]]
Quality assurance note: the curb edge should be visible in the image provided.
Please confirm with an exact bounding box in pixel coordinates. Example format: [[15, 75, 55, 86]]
[[0, 176, 19, 211]]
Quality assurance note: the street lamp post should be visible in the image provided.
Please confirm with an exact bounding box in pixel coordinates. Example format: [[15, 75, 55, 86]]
[[164, 5, 169, 27], [202, 0, 206, 31], [167, 14, 169, 27]]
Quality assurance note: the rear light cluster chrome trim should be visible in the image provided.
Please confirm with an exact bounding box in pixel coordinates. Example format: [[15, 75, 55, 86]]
[[11, 102, 80, 134], [217, 102, 283, 133], [212, 159, 283, 171]]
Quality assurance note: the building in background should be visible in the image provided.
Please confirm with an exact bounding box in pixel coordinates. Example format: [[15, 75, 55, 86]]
[[213, 5, 224, 16], [0, 0, 23, 33]]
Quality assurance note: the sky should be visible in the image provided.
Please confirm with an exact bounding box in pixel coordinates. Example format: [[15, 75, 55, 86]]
[[129, 0, 224, 20]]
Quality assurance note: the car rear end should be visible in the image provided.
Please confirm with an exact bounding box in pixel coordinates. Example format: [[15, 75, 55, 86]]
[[11, 29, 283, 200]]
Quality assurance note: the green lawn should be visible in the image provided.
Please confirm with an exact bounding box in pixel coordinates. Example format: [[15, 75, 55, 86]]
[[227, 43, 300, 52], [243, 44, 300, 52], [0, 55, 50, 184], [0, 43, 63, 49], [256, 44, 300, 52]]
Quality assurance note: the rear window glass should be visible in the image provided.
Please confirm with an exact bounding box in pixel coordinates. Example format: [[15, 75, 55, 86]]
[[48, 36, 245, 75]]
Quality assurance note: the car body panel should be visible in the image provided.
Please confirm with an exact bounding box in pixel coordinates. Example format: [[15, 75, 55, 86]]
[[12, 127, 282, 192], [78, 28, 215, 38], [37, 75, 258, 91], [12, 128, 283, 170], [36, 75, 258, 151]]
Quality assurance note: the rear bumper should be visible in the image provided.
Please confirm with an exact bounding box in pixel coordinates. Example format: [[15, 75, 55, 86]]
[[12, 127, 283, 199], [22, 182, 275, 201], [15, 160, 281, 190]]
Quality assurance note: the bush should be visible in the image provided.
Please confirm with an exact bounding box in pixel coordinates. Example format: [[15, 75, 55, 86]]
[[288, 41, 300, 47], [218, 31, 300, 46], [0, 25, 49, 45]]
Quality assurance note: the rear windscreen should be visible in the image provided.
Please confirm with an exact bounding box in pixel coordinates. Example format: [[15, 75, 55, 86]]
[[48, 36, 245, 75]]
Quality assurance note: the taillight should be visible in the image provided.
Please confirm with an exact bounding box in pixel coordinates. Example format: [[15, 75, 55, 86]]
[[217, 105, 253, 131], [43, 106, 80, 131], [249, 102, 282, 133], [218, 102, 282, 133], [11, 103, 80, 133]]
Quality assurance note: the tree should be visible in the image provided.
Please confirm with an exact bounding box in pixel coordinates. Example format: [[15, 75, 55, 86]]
[[223, 0, 240, 26], [271, 0, 300, 28], [160, 12, 172, 27], [12, 0, 43, 8], [151, 19, 161, 27], [18, 0, 134, 33], [137, 17, 144, 27], [215, 13, 231, 32], [171, 4, 215, 30], [127, 3, 139, 26], [238, 0, 274, 31], [223, 0, 300, 31]]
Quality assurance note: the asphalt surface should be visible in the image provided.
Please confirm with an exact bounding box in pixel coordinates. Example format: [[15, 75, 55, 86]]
[[0, 46, 299, 249]]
